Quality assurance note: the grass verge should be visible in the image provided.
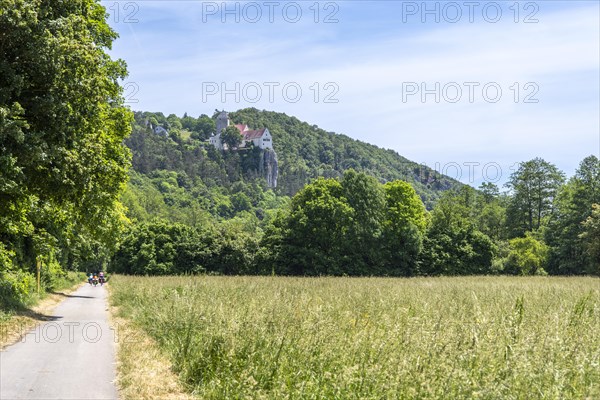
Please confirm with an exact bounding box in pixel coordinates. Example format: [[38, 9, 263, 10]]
[[108, 286, 194, 400], [0, 271, 86, 349]]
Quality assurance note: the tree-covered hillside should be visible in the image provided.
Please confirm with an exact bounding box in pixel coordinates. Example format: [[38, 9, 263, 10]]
[[2, 0, 598, 315], [120, 107, 600, 278], [230, 108, 460, 202], [129, 108, 461, 207]]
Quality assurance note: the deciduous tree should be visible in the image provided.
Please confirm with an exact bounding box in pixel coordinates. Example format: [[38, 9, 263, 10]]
[[0, 0, 132, 271], [381, 180, 428, 275], [504, 233, 548, 275], [545, 155, 600, 274], [505, 158, 565, 236], [222, 125, 243, 150], [580, 204, 600, 274]]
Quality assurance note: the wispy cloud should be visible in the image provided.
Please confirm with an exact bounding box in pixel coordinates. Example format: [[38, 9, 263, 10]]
[[103, 0, 600, 185]]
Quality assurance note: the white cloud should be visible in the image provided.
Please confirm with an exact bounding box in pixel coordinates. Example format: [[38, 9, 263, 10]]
[[105, 1, 600, 184]]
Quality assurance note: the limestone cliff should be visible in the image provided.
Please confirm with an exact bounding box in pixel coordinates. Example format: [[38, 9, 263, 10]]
[[259, 148, 278, 188]]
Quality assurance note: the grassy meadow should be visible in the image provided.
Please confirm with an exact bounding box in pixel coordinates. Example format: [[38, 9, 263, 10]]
[[110, 276, 599, 399]]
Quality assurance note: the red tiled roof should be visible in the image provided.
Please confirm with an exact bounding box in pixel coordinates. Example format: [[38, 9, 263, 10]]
[[235, 124, 249, 132], [242, 128, 266, 140]]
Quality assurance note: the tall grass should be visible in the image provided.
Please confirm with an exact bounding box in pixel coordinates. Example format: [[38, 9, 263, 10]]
[[110, 276, 599, 399]]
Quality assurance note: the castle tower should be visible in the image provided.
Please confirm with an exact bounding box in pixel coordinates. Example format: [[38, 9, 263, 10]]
[[216, 110, 229, 135]]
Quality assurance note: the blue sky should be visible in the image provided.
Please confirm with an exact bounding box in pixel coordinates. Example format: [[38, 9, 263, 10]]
[[102, 0, 600, 186]]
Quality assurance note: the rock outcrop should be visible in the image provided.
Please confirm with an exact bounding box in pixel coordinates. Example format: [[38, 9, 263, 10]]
[[259, 148, 278, 188]]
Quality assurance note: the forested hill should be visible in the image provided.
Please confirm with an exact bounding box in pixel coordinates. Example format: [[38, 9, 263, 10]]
[[128, 108, 461, 207]]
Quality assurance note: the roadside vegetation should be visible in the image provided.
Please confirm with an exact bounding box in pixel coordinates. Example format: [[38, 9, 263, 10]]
[[1, 1, 132, 309], [0, 271, 84, 348], [110, 275, 600, 399], [108, 287, 194, 400]]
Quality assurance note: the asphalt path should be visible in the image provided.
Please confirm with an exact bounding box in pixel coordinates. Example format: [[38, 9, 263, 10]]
[[0, 283, 119, 399]]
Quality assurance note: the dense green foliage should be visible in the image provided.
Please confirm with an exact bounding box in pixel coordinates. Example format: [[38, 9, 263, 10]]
[[0, 268, 85, 312], [580, 204, 600, 268], [2, 2, 597, 298], [504, 233, 549, 275], [261, 171, 429, 276], [113, 110, 470, 277], [221, 125, 243, 150], [111, 275, 600, 399], [505, 158, 565, 236], [0, 0, 131, 308], [545, 156, 600, 275], [420, 187, 497, 275], [116, 108, 600, 277], [230, 108, 461, 201], [129, 108, 460, 205], [111, 220, 261, 276]]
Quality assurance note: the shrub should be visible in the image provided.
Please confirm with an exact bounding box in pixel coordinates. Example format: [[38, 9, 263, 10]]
[[505, 233, 549, 275], [40, 258, 69, 291], [0, 269, 36, 309]]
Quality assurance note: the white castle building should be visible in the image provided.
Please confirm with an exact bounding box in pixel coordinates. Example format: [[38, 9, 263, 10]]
[[209, 111, 273, 150]]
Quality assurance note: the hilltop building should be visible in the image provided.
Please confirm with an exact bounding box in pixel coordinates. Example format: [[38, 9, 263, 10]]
[[209, 111, 273, 150], [153, 125, 168, 137], [143, 118, 169, 137], [208, 111, 278, 188]]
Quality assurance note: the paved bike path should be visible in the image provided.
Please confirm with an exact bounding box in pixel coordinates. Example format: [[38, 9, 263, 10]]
[[0, 284, 119, 399]]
